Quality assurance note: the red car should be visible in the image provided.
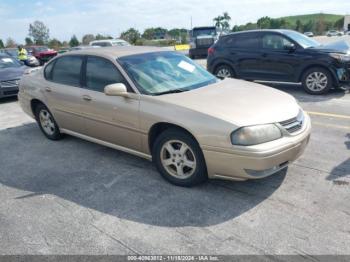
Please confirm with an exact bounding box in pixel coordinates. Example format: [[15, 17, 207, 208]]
[[26, 46, 57, 65]]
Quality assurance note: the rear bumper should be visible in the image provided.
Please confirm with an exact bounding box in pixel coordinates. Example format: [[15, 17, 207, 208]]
[[203, 114, 312, 181]]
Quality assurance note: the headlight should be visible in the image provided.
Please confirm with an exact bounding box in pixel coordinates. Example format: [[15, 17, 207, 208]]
[[231, 124, 282, 146], [190, 41, 196, 49], [330, 53, 350, 62]]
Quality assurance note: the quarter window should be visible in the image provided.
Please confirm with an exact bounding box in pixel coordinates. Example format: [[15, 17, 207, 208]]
[[51, 56, 83, 86], [85, 56, 127, 92], [44, 61, 54, 80], [262, 34, 293, 50]]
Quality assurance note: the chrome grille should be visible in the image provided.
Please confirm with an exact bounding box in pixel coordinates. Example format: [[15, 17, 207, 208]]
[[279, 110, 304, 134], [0, 79, 19, 89]]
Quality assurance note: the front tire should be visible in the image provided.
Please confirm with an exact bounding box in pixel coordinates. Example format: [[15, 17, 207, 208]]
[[214, 64, 235, 79], [301, 67, 332, 95], [153, 128, 207, 187], [34, 104, 62, 140]]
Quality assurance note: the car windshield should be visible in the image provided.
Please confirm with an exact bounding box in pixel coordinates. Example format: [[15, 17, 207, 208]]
[[283, 30, 321, 48], [35, 46, 49, 52], [193, 28, 216, 37], [119, 51, 217, 95], [5, 49, 17, 57], [0, 56, 21, 69]]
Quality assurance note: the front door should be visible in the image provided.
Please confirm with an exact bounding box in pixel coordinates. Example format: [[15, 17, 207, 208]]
[[80, 56, 142, 151], [259, 33, 302, 82]]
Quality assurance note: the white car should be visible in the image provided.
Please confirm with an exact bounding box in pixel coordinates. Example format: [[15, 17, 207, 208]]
[[89, 39, 131, 47], [304, 32, 314, 37], [326, 30, 343, 37]]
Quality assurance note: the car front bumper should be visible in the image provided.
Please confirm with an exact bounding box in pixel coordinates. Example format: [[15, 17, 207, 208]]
[[202, 114, 312, 181], [0, 81, 19, 98]]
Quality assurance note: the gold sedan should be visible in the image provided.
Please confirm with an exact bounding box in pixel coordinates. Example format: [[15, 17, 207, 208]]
[[18, 46, 311, 187]]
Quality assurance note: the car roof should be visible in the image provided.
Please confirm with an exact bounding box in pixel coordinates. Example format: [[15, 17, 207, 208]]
[[222, 29, 297, 38], [62, 46, 169, 58]]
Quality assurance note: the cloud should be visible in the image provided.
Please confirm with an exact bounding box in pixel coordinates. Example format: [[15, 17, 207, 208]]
[[0, 0, 349, 43]]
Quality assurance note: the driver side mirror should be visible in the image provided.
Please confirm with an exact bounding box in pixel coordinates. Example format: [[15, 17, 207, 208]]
[[104, 83, 129, 97], [284, 43, 296, 52]]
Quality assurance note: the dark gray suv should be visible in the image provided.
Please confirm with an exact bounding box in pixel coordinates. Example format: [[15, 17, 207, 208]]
[[207, 29, 350, 94]]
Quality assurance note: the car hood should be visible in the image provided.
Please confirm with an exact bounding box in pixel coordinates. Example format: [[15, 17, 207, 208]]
[[153, 79, 300, 127], [311, 40, 350, 54], [0, 66, 26, 81]]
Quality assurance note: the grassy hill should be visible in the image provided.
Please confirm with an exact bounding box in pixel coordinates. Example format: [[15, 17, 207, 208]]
[[281, 13, 343, 25]]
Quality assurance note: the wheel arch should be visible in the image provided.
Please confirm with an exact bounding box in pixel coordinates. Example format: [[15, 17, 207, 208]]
[[30, 99, 47, 116], [298, 64, 338, 86], [148, 122, 201, 154], [211, 59, 236, 76]]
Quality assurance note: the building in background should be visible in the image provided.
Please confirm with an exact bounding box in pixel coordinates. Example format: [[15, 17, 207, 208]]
[[344, 14, 350, 31]]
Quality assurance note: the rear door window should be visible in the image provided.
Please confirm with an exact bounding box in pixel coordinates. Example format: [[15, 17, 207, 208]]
[[225, 33, 261, 49], [51, 56, 83, 86]]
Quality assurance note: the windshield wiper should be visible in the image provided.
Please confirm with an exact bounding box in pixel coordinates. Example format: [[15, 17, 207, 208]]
[[153, 89, 188, 96]]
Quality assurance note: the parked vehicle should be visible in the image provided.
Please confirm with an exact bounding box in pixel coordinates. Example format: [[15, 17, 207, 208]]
[[326, 30, 343, 37], [207, 29, 350, 94], [89, 39, 130, 47], [189, 26, 220, 59], [0, 48, 40, 67], [69, 45, 101, 51], [304, 32, 314, 37], [26, 46, 58, 65], [0, 54, 27, 98], [18, 47, 311, 187]]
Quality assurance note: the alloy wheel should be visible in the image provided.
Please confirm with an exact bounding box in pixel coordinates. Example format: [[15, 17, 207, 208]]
[[160, 140, 196, 179], [216, 68, 232, 78], [39, 109, 56, 136], [306, 72, 328, 92]]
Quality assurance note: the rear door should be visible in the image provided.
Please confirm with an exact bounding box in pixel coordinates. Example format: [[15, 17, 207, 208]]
[[43, 55, 86, 134], [79, 56, 142, 151], [224, 32, 264, 79], [259, 32, 302, 81]]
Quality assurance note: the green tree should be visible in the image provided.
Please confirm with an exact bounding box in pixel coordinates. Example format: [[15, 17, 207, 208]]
[[48, 38, 62, 50], [25, 37, 34, 46], [28, 20, 50, 45], [295, 20, 303, 32], [95, 34, 113, 40], [0, 39, 4, 49], [5, 38, 16, 48], [69, 35, 79, 47], [120, 28, 140, 44], [334, 17, 345, 30], [257, 16, 272, 29], [213, 12, 231, 31], [82, 34, 95, 45]]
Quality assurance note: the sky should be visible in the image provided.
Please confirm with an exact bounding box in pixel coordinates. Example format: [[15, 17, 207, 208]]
[[0, 0, 349, 43]]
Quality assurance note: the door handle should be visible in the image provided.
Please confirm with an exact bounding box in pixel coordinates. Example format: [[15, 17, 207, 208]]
[[45, 87, 52, 92], [82, 95, 92, 101]]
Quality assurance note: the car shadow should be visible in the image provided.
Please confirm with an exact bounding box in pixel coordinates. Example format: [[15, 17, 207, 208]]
[[0, 123, 286, 227], [327, 133, 350, 181], [0, 96, 17, 104]]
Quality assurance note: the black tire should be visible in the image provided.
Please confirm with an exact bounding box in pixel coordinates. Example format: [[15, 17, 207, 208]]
[[34, 103, 62, 140], [152, 128, 207, 187], [214, 64, 235, 79], [301, 67, 333, 95]]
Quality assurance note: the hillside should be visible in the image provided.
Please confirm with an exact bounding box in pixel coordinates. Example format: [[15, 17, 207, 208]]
[[281, 13, 343, 25]]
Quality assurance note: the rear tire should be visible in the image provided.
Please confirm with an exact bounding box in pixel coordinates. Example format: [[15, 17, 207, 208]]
[[301, 67, 332, 95], [153, 128, 207, 187], [34, 103, 62, 140], [214, 64, 235, 79]]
